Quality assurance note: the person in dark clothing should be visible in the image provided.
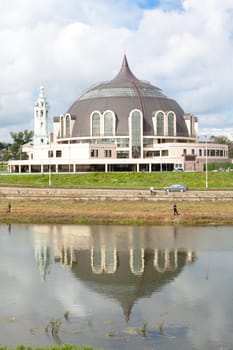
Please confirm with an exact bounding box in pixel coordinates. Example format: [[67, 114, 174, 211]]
[[173, 203, 179, 215], [7, 202, 11, 214]]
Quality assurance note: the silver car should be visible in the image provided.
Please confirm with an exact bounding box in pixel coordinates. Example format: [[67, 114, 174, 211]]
[[164, 184, 188, 192]]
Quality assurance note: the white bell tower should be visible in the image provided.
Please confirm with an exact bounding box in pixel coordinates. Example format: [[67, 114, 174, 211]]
[[34, 86, 50, 145]]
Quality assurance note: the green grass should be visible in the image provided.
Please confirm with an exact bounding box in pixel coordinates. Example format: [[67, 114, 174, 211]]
[[0, 171, 232, 189], [0, 345, 100, 350]]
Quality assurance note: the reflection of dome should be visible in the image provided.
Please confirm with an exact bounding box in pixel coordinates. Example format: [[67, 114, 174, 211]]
[[68, 55, 189, 138], [70, 248, 193, 322]]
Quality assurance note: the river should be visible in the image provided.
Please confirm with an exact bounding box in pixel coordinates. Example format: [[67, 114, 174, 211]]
[[0, 224, 233, 350]]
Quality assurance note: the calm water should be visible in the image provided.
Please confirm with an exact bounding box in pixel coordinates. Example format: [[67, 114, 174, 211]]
[[0, 224, 233, 350]]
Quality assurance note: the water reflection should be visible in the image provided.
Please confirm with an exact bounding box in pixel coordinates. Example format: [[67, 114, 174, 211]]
[[2, 224, 233, 349], [34, 225, 196, 321]]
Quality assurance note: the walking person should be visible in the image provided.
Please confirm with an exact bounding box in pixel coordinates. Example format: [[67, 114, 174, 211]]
[[173, 203, 179, 216], [7, 202, 11, 214]]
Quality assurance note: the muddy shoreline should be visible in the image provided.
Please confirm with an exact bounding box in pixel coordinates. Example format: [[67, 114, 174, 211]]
[[0, 188, 232, 225]]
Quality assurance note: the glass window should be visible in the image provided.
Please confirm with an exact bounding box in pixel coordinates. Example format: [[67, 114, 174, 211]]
[[60, 117, 64, 138], [48, 150, 53, 158], [91, 149, 99, 157], [92, 112, 101, 136], [56, 150, 62, 158], [66, 115, 71, 138], [104, 112, 114, 136], [156, 112, 164, 136], [117, 151, 129, 158], [130, 110, 142, 158], [167, 112, 175, 136], [104, 149, 112, 158], [117, 138, 129, 147]]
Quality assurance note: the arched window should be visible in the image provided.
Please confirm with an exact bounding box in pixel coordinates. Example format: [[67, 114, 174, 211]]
[[130, 248, 144, 275], [104, 248, 117, 274], [167, 112, 175, 136], [129, 110, 143, 158], [65, 115, 71, 138], [103, 111, 114, 136], [91, 112, 101, 136], [60, 116, 64, 138], [91, 248, 102, 274], [156, 112, 164, 136]]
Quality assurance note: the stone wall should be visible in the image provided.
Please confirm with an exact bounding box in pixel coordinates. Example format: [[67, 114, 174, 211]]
[[0, 187, 233, 201]]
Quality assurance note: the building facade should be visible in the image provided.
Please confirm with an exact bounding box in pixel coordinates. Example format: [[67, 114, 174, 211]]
[[8, 55, 228, 173]]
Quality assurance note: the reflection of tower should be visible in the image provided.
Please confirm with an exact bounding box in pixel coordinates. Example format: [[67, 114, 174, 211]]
[[53, 229, 77, 269], [34, 86, 50, 146], [35, 245, 51, 282]]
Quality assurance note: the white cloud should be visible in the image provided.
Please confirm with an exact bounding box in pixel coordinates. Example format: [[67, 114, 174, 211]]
[[0, 0, 233, 142]]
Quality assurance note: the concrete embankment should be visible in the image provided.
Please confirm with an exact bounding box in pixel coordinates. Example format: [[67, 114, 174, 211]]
[[0, 187, 233, 201]]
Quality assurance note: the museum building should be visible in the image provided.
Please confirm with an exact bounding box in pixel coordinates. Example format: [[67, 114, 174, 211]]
[[8, 55, 228, 173]]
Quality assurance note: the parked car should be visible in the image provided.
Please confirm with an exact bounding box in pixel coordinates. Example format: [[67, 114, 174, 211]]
[[164, 184, 188, 192], [174, 167, 184, 172]]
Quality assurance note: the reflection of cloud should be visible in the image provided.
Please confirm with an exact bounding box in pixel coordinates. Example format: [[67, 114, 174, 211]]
[[140, 250, 233, 349]]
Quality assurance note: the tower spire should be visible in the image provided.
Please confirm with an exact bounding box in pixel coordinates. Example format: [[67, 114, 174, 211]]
[[111, 54, 140, 83], [34, 86, 50, 146]]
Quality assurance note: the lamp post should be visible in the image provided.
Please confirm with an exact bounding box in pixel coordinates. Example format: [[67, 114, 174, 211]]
[[49, 144, 51, 187], [205, 137, 208, 190], [160, 149, 162, 172]]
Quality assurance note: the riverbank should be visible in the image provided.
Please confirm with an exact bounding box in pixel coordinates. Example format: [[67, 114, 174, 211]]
[[1, 196, 233, 225]]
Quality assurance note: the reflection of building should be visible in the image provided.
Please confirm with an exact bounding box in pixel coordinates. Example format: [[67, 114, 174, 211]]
[[35, 245, 51, 282], [8, 55, 228, 173], [33, 225, 197, 321]]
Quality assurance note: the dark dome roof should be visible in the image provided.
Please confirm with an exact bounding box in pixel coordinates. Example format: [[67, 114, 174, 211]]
[[68, 55, 189, 137]]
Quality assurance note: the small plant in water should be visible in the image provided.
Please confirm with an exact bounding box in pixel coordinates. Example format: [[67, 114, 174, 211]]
[[45, 318, 62, 336], [158, 320, 164, 334], [138, 322, 147, 337]]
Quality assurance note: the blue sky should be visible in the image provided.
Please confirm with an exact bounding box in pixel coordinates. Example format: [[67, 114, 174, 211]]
[[137, 0, 182, 10], [0, 0, 233, 142]]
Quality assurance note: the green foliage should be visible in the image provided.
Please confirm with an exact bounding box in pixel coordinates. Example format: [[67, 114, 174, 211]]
[[211, 135, 231, 144], [229, 147, 233, 158], [207, 162, 233, 171], [45, 319, 62, 337], [11, 345, 100, 350], [2, 130, 33, 161], [138, 322, 148, 337]]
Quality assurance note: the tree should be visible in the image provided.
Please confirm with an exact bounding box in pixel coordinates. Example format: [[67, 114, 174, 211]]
[[212, 135, 231, 145], [211, 135, 233, 159], [2, 130, 33, 160]]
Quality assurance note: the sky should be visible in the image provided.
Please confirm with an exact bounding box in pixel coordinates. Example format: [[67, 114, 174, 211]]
[[0, 0, 233, 142]]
